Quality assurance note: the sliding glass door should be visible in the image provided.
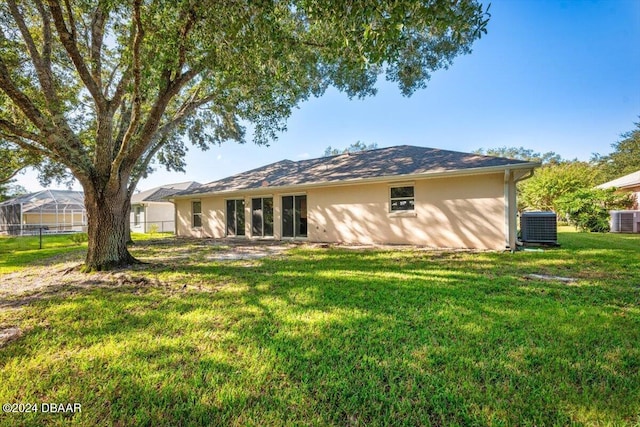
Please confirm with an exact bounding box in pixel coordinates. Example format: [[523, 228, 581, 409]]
[[226, 199, 245, 236], [282, 195, 307, 238], [251, 197, 273, 237]]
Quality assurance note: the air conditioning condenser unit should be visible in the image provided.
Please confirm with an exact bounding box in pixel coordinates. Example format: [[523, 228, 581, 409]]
[[520, 211, 558, 245], [610, 210, 640, 233]]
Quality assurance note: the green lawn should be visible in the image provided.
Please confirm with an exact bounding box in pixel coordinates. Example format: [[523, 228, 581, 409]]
[[0, 234, 87, 274], [0, 232, 172, 274], [0, 230, 638, 426]]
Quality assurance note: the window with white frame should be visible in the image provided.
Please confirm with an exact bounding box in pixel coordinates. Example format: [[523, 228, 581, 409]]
[[133, 206, 143, 225], [390, 186, 415, 211], [192, 200, 202, 228]]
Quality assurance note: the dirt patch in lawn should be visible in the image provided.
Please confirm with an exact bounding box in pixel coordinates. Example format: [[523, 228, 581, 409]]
[[0, 238, 471, 308], [0, 326, 22, 347], [0, 239, 296, 303]]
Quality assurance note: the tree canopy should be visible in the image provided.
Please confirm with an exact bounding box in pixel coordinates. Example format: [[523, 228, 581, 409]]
[[0, 140, 42, 185], [474, 146, 562, 164], [518, 161, 601, 212], [324, 141, 378, 156], [595, 119, 640, 181], [0, 0, 490, 270]]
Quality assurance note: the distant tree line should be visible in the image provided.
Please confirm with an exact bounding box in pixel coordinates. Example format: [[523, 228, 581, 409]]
[[476, 119, 640, 231], [324, 141, 378, 156]]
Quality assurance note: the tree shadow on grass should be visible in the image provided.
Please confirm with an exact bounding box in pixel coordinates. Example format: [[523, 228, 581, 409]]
[[1, 247, 639, 426]]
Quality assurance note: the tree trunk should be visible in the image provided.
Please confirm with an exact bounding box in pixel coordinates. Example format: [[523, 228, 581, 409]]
[[83, 181, 138, 271]]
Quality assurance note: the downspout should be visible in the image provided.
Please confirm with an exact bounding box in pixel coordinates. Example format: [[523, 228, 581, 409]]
[[505, 168, 535, 252]]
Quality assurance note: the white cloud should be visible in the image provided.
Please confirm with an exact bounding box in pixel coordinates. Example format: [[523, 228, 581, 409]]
[[296, 152, 310, 159]]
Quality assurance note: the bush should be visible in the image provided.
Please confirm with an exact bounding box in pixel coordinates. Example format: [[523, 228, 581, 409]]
[[149, 224, 159, 236], [69, 232, 88, 245], [556, 188, 635, 232]]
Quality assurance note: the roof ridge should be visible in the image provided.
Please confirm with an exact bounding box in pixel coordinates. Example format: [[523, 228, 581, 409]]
[[174, 144, 537, 198]]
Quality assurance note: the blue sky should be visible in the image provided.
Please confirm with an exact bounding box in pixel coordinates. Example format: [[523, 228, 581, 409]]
[[16, 0, 640, 192]]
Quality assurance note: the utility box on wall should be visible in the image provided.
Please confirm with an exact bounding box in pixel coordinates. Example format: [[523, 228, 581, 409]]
[[520, 211, 558, 245]]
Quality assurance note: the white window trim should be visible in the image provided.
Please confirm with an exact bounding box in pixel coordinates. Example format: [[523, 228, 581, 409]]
[[388, 183, 416, 213], [191, 200, 202, 229]]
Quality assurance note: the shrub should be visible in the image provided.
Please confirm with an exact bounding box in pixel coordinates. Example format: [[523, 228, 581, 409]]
[[149, 223, 159, 236], [69, 232, 88, 245], [556, 188, 635, 232]]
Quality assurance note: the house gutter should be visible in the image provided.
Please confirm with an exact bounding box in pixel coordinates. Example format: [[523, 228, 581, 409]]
[[169, 162, 540, 201]]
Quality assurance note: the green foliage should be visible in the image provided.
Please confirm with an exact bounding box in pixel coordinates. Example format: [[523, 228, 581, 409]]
[[0, 0, 490, 182], [148, 223, 159, 236], [474, 146, 563, 164], [69, 232, 88, 245], [0, 180, 27, 202], [519, 161, 602, 212], [557, 188, 635, 232], [0, 141, 42, 185], [595, 119, 640, 181], [323, 141, 378, 156], [1, 231, 639, 425], [0, 0, 491, 269]]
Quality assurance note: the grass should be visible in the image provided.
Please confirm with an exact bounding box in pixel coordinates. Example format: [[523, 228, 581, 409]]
[[0, 232, 173, 274], [0, 230, 639, 426], [0, 234, 87, 274]]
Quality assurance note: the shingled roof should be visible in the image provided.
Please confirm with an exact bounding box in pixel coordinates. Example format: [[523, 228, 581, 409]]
[[597, 170, 640, 190], [175, 145, 536, 197], [132, 181, 201, 203]]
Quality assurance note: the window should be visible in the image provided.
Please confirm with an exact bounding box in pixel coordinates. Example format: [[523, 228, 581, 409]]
[[133, 206, 143, 226], [192, 201, 202, 228], [390, 186, 415, 211], [226, 199, 245, 236], [252, 197, 274, 237], [282, 195, 307, 238]]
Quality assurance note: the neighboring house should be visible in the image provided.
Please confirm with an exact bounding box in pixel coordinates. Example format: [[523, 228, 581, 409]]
[[597, 170, 640, 209], [171, 145, 539, 250], [130, 181, 201, 233], [0, 189, 86, 235]]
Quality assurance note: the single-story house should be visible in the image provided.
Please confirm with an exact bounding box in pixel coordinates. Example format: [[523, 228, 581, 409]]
[[170, 145, 539, 250], [0, 189, 86, 235], [597, 169, 640, 209], [130, 181, 200, 233]]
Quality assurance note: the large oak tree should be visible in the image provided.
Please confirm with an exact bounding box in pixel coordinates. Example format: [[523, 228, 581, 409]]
[[0, 0, 489, 270]]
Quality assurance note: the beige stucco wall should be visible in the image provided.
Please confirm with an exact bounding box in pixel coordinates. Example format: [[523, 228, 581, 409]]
[[307, 173, 505, 249], [175, 197, 227, 238], [175, 172, 508, 249]]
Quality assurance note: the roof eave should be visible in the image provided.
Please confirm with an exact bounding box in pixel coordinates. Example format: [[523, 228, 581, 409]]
[[170, 162, 540, 200]]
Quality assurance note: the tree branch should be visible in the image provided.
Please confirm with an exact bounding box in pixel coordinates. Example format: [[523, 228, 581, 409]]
[[110, 66, 130, 107], [47, 0, 106, 110], [0, 119, 46, 145], [6, 0, 59, 111], [113, 0, 144, 176], [90, 2, 106, 87], [176, 7, 197, 76], [34, 0, 52, 71], [0, 60, 50, 132]]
